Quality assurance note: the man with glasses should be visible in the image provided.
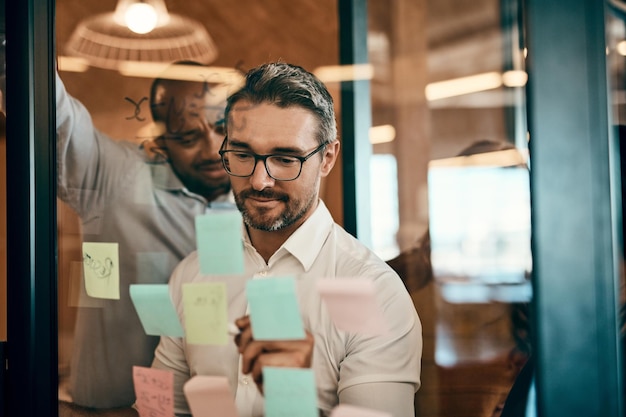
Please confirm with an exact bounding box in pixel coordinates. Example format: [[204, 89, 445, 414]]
[[151, 62, 422, 417]]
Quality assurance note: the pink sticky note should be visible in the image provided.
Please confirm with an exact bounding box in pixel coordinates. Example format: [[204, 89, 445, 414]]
[[132, 366, 174, 417], [183, 375, 239, 417], [316, 278, 388, 336], [330, 404, 392, 417]]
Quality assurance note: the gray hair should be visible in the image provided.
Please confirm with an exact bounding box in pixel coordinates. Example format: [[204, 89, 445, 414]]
[[225, 62, 337, 145]]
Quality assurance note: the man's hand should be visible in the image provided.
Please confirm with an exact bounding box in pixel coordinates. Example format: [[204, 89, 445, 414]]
[[234, 316, 314, 394]]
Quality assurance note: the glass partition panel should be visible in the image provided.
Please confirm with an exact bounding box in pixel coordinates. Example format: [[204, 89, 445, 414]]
[[368, 0, 532, 415], [54, 0, 343, 410]]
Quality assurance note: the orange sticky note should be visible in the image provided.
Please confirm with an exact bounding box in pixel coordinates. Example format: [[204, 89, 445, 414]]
[[132, 366, 174, 417], [183, 375, 239, 417]]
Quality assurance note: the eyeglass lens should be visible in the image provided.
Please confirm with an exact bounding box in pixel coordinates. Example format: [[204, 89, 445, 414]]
[[222, 152, 302, 180]]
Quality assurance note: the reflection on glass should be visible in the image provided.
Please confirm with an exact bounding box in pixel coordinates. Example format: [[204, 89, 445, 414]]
[[428, 163, 532, 303], [370, 154, 399, 259]]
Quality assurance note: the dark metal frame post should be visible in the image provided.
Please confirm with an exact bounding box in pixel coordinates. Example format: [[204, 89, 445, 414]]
[[5, 0, 58, 416], [526, 0, 623, 415], [338, 0, 372, 244]]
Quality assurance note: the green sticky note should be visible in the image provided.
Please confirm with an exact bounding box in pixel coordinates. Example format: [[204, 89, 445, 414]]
[[263, 367, 317, 417], [129, 284, 184, 337], [82, 242, 120, 299], [246, 277, 305, 340], [195, 211, 244, 275], [182, 282, 229, 345]]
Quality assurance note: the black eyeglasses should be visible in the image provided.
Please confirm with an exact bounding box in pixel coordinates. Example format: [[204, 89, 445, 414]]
[[218, 137, 327, 181]]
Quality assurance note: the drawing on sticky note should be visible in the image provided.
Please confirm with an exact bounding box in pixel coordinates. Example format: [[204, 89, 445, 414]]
[[82, 242, 120, 299]]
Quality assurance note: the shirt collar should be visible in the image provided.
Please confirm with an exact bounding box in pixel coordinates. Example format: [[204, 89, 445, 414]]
[[149, 161, 235, 207], [241, 200, 334, 271], [150, 162, 186, 191], [282, 200, 334, 271]]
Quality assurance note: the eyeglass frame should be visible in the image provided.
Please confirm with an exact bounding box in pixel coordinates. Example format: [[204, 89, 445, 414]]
[[218, 137, 328, 181]]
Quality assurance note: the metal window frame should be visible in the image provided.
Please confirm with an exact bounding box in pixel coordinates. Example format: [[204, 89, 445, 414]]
[[526, 0, 623, 415], [5, 0, 58, 416]]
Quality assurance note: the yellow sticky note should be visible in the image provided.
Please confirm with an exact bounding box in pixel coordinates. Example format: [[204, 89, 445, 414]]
[[82, 242, 120, 300], [182, 282, 228, 345]]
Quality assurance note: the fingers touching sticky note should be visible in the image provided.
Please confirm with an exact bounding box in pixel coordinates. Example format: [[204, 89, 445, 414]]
[[183, 375, 239, 417], [182, 282, 229, 345], [246, 277, 305, 340], [82, 242, 120, 299], [195, 211, 244, 275], [316, 278, 388, 336], [129, 284, 184, 337], [132, 366, 174, 417]]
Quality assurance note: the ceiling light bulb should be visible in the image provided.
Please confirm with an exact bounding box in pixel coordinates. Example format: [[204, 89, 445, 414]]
[[125, 3, 158, 34]]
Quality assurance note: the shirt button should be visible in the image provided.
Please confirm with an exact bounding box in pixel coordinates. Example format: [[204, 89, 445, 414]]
[[241, 376, 250, 385], [258, 270, 267, 277]]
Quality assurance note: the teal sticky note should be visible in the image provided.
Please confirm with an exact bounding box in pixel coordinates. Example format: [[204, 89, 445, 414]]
[[246, 277, 305, 340], [195, 211, 244, 275], [263, 367, 318, 417], [129, 284, 185, 337]]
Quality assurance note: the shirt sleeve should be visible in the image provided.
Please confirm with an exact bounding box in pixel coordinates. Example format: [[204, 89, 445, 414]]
[[338, 271, 422, 399], [152, 336, 193, 415], [337, 381, 416, 417], [56, 71, 142, 216]]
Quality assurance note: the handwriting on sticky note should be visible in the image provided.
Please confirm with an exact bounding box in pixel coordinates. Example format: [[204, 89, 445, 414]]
[[133, 366, 174, 417], [82, 242, 120, 299], [316, 278, 388, 336], [183, 375, 239, 417], [246, 277, 305, 340], [129, 284, 184, 337], [263, 367, 317, 417], [330, 404, 392, 417], [182, 282, 228, 345], [195, 211, 244, 275]]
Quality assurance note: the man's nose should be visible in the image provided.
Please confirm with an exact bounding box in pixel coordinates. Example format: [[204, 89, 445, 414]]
[[249, 159, 275, 190]]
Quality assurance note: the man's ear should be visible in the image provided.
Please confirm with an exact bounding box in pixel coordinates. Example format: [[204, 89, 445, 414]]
[[320, 140, 340, 177], [142, 136, 169, 163]]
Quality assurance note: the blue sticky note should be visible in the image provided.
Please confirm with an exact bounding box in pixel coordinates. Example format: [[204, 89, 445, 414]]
[[246, 277, 305, 340], [263, 367, 318, 417], [129, 284, 185, 337], [195, 211, 244, 275]]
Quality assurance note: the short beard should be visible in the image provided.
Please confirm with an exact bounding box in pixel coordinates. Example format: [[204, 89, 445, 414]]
[[235, 189, 317, 232]]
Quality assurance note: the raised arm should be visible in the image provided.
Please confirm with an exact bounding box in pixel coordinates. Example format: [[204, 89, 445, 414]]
[[56, 71, 141, 216]]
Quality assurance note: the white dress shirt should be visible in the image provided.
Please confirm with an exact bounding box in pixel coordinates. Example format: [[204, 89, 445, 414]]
[[153, 200, 422, 416]]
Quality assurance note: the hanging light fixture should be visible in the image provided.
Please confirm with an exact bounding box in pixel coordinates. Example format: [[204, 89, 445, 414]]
[[65, 0, 218, 71]]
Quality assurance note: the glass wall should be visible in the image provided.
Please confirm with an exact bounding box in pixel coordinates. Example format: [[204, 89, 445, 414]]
[[4, 0, 625, 416], [367, 1, 531, 416]]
